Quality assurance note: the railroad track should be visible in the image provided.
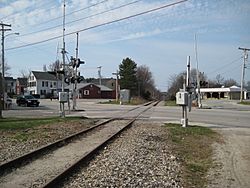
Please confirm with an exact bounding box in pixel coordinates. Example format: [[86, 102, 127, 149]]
[[0, 101, 159, 188]]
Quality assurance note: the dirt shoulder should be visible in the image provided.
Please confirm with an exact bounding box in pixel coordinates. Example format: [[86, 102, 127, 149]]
[[207, 127, 250, 188]]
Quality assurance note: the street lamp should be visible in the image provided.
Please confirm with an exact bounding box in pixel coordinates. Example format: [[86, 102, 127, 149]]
[[1, 32, 19, 110]]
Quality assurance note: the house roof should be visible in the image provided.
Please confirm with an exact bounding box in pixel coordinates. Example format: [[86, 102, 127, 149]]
[[17, 77, 28, 85], [65, 83, 113, 91], [4, 77, 16, 81], [198, 86, 247, 93], [98, 84, 113, 91], [32, 71, 58, 81]]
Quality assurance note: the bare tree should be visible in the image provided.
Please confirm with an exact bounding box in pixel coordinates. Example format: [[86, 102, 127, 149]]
[[136, 65, 156, 99], [43, 64, 47, 72], [215, 74, 224, 87], [19, 69, 31, 78], [167, 73, 185, 100], [223, 78, 237, 87], [166, 68, 208, 100], [48, 60, 61, 71], [190, 69, 207, 87], [207, 79, 217, 88], [0, 57, 11, 76]]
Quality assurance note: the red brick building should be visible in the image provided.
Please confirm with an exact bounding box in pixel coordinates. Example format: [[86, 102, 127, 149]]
[[72, 83, 115, 99], [16, 78, 28, 95]]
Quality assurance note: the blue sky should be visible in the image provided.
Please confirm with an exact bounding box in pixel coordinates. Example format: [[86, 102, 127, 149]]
[[1, 0, 249, 91]]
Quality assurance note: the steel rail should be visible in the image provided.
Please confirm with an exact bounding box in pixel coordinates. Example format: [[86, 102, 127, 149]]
[[43, 101, 158, 188], [0, 101, 155, 175]]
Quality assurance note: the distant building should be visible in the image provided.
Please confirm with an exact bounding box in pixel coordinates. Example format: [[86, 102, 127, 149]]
[[85, 78, 116, 90], [5, 77, 16, 96], [16, 77, 28, 95], [65, 83, 115, 99], [27, 71, 62, 98], [198, 86, 248, 100]]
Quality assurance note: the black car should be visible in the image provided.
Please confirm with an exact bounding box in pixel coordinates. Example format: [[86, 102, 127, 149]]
[[16, 95, 40, 107]]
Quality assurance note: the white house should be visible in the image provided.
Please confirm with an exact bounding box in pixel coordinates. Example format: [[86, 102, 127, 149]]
[[27, 71, 62, 98]]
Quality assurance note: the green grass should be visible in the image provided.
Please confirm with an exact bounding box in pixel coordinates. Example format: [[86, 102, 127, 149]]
[[0, 117, 82, 130], [165, 123, 220, 188], [0, 117, 86, 142], [165, 100, 178, 106], [238, 101, 250, 105]]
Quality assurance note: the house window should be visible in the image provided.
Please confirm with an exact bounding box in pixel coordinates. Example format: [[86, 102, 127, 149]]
[[84, 90, 89, 95], [50, 82, 53, 88], [45, 81, 48, 87], [30, 82, 36, 87], [54, 82, 56, 86], [42, 81, 44, 87]]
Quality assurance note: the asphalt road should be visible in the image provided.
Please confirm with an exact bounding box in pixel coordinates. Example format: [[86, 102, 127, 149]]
[[2, 99, 250, 129]]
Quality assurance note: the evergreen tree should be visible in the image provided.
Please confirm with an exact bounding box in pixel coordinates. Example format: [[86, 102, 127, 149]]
[[119, 58, 137, 96]]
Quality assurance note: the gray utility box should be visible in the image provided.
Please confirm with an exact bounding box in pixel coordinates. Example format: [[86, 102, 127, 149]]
[[120, 89, 130, 103], [176, 91, 188, 105], [59, 92, 68, 102]]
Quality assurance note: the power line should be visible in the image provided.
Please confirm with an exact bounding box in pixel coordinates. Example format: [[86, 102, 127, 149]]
[[16, 0, 141, 38], [207, 57, 242, 75], [6, 0, 188, 51], [219, 63, 241, 76], [8, 0, 109, 33], [0, 0, 57, 21]]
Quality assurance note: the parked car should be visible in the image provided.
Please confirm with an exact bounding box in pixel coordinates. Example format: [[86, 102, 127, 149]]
[[5, 96, 12, 109], [16, 95, 40, 107]]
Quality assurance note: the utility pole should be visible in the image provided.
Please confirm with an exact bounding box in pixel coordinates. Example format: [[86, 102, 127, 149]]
[[194, 33, 202, 108], [1, 22, 11, 115], [0, 73, 2, 118], [238, 47, 250, 102], [59, 0, 66, 117], [61, 0, 66, 93], [186, 56, 191, 87]]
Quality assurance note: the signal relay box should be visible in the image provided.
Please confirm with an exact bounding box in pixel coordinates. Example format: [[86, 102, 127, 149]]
[[176, 91, 188, 105], [59, 92, 68, 102]]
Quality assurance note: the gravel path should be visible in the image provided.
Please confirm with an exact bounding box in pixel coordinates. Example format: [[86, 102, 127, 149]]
[[64, 121, 183, 188], [207, 127, 250, 188]]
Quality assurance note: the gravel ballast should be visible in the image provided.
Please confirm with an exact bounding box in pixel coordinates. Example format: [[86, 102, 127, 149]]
[[64, 121, 183, 188], [0, 119, 97, 164]]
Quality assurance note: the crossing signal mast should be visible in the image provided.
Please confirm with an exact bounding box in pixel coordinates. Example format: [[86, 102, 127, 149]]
[[176, 56, 192, 127], [70, 34, 85, 110], [194, 33, 202, 108]]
